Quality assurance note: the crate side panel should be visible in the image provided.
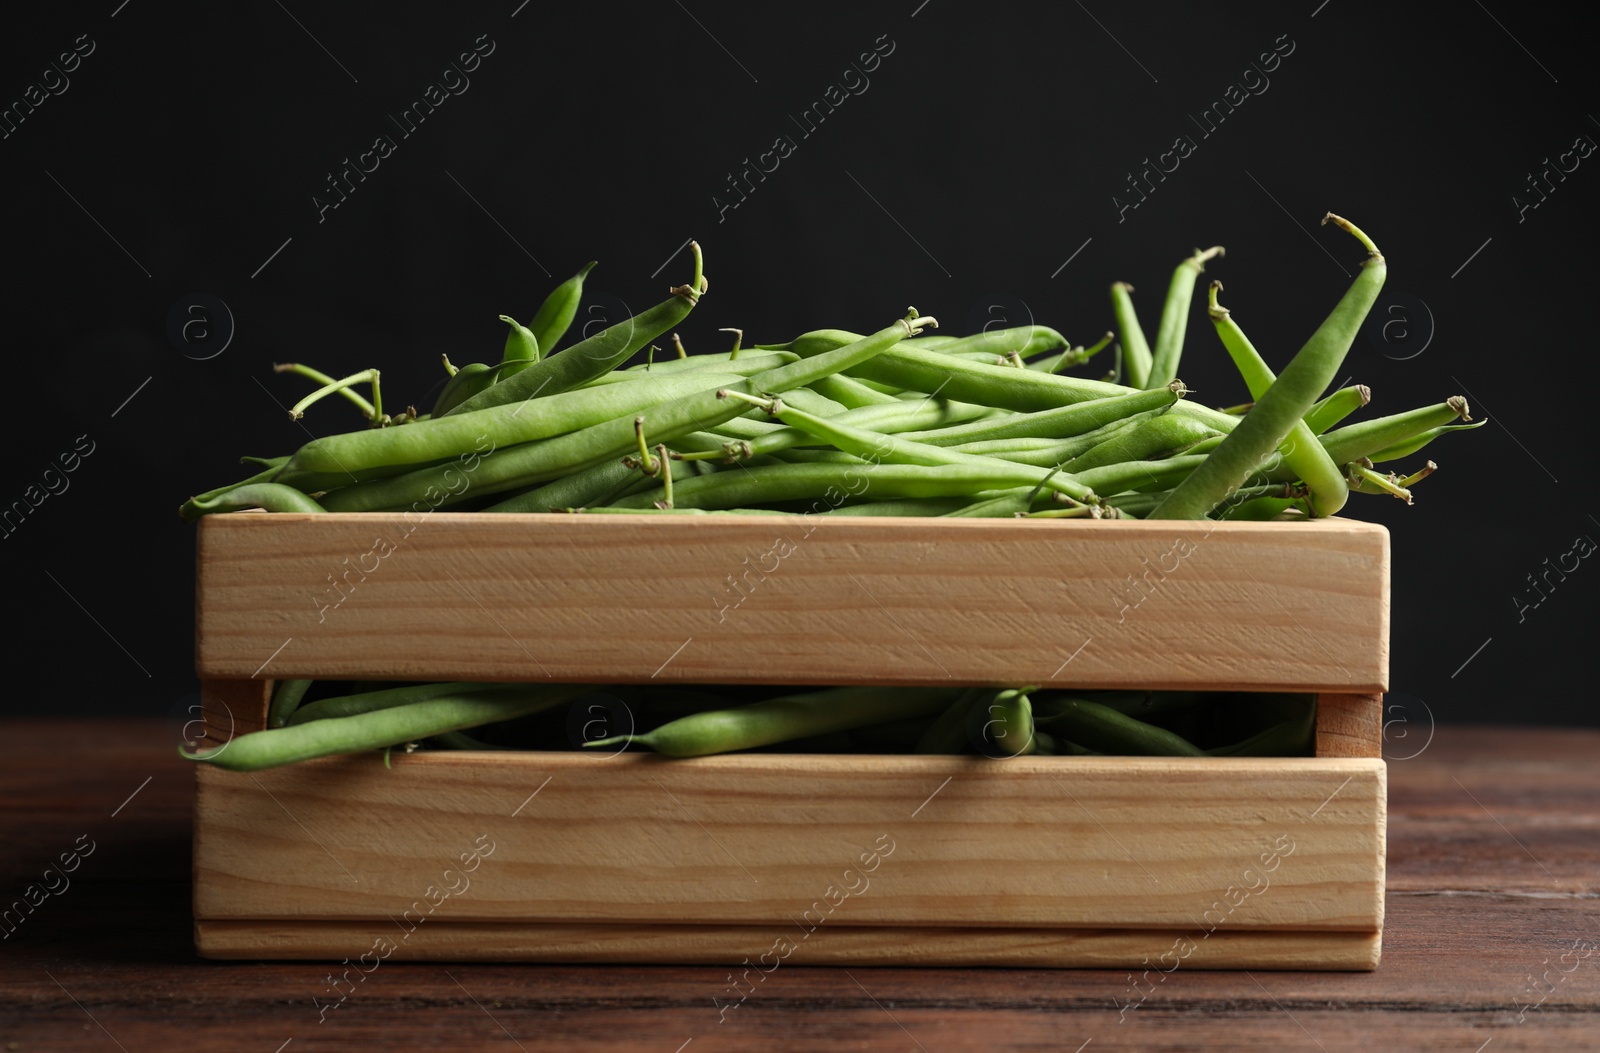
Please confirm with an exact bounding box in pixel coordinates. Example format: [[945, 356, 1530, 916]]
[[194, 753, 1384, 931], [195, 514, 1388, 691]]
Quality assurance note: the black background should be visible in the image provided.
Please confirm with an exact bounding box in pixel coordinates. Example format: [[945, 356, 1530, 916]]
[[2, 1, 1595, 726]]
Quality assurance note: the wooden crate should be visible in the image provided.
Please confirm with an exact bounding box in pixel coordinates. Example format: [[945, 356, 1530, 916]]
[[192, 512, 1388, 969]]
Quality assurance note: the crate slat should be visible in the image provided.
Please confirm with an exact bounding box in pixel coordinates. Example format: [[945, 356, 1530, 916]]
[[194, 919, 1381, 969], [194, 752, 1384, 936], [196, 513, 1389, 692]]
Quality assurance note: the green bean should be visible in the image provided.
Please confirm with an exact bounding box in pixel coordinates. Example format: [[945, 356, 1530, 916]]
[[941, 487, 1050, 517], [717, 391, 1097, 503], [606, 351, 797, 382], [782, 335, 1242, 438], [1110, 282, 1154, 388], [1318, 397, 1471, 465], [1208, 699, 1316, 756], [1074, 454, 1208, 497], [1206, 280, 1349, 516], [1367, 420, 1484, 463], [764, 449, 867, 465], [849, 714, 941, 751], [499, 315, 540, 378], [807, 373, 902, 408], [186, 483, 327, 516], [944, 415, 1147, 467], [444, 243, 706, 415], [1148, 214, 1386, 519], [1304, 384, 1371, 435], [922, 326, 1069, 359], [1027, 332, 1115, 375], [528, 260, 596, 356], [769, 326, 1064, 362], [1061, 412, 1219, 473], [688, 395, 994, 463], [180, 462, 298, 521], [586, 686, 962, 757], [973, 688, 1037, 757], [898, 384, 1184, 448], [184, 685, 592, 771], [1148, 246, 1224, 389], [240, 455, 291, 471], [821, 496, 973, 516], [433, 362, 497, 417], [485, 454, 705, 513], [1033, 697, 1206, 756], [281, 371, 745, 480], [1217, 495, 1297, 521], [608, 461, 1083, 511], [287, 680, 531, 725], [914, 688, 988, 753], [267, 679, 314, 728], [320, 312, 935, 512], [1110, 482, 1303, 518]]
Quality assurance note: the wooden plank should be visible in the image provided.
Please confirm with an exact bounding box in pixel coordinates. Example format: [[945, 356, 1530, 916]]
[[1315, 693, 1383, 758], [194, 919, 1382, 969], [194, 752, 1385, 935], [195, 513, 1390, 692]]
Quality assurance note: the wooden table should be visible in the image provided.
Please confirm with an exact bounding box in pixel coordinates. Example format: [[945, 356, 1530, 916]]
[[3, 719, 1596, 1051]]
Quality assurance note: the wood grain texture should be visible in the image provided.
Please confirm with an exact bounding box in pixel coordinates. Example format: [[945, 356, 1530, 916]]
[[194, 512, 1390, 691], [194, 919, 1382, 969], [1316, 692, 1383, 758], [193, 750, 1385, 963], [4, 719, 1595, 1052], [198, 677, 268, 744]]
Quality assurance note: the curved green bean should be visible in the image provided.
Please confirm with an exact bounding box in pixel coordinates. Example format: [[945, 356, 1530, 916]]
[[186, 483, 327, 516], [1148, 214, 1386, 519], [1033, 697, 1205, 756], [1206, 280, 1349, 516]]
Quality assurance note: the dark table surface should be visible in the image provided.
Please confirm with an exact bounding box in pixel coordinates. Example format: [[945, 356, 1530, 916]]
[[3, 719, 1597, 1051]]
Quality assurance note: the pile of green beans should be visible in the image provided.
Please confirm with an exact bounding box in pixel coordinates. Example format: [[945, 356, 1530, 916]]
[[182, 219, 1475, 523], [177, 219, 1474, 769], [181, 678, 1317, 770]]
